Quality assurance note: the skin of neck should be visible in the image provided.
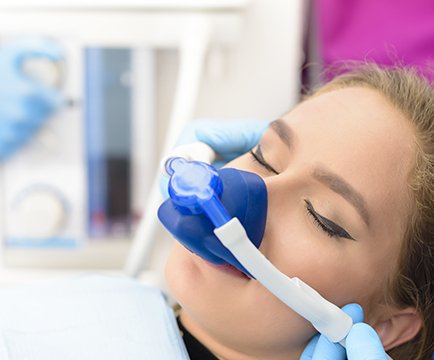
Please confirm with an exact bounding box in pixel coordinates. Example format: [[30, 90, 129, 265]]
[[179, 309, 306, 360]]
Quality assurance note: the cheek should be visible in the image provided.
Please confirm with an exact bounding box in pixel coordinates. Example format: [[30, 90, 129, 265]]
[[262, 201, 380, 309], [222, 154, 390, 324], [227, 155, 382, 308]]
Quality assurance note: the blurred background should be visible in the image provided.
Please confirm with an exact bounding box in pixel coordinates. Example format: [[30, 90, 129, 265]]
[[0, 0, 431, 287]]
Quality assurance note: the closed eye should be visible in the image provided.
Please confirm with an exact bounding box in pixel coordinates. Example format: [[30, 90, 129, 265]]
[[249, 145, 279, 175], [304, 199, 355, 240]]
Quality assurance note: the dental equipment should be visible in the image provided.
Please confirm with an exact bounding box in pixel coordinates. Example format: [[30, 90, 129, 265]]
[[158, 152, 393, 359]]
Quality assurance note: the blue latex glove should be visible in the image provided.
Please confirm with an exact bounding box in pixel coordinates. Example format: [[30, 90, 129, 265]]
[[0, 38, 63, 160], [190, 119, 269, 167], [160, 119, 268, 197], [300, 304, 388, 360]]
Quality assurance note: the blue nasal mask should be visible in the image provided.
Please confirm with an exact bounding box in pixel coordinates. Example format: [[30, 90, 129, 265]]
[[158, 157, 267, 277], [157, 149, 361, 351]]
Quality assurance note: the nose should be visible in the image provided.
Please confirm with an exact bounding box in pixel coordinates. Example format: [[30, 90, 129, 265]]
[[258, 170, 303, 246], [261, 166, 305, 201]]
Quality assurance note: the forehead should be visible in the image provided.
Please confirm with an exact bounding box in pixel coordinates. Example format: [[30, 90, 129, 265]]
[[280, 87, 415, 231]]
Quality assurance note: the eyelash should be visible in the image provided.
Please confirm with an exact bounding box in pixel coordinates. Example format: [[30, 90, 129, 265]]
[[305, 202, 337, 238], [249, 146, 279, 175], [305, 200, 355, 240], [249, 146, 355, 240]]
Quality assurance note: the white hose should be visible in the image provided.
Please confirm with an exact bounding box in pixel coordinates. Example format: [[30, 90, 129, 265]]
[[215, 217, 394, 360]]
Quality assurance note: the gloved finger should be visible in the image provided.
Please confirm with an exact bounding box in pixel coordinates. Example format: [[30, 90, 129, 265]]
[[300, 304, 364, 360], [195, 120, 268, 159], [346, 323, 388, 360], [341, 303, 364, 323], [308, 304, 364, 359], [311, 333, 346, 360], [310, 303, 364, 359], [299, 334, 320, 360]]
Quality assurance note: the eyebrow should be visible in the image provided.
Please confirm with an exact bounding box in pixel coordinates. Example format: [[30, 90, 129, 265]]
[[270, 119, 293, 148], [312, 166, 370, 227], [269, 118, 371, 227]]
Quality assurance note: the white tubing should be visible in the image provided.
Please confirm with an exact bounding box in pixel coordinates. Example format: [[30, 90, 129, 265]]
[[214, 217, 353, 343], [214, 218, 394, 359]]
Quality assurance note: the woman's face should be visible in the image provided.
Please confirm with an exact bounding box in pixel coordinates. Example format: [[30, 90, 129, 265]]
[[165, 87, 415, 359]]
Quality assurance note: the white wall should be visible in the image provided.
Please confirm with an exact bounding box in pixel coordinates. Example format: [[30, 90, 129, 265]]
[[156, 0, 306, 148]]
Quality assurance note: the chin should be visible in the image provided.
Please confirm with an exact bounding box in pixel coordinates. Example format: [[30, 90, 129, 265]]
[[164, 242, 242, 317], [165, 243, 318, 358]]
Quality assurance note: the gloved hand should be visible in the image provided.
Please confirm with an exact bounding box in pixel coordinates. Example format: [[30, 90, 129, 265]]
[[300, 303, 388, 360], [160, 119, 268, 197], [0, 37, 63, 160], [189, 119, 268, 167]]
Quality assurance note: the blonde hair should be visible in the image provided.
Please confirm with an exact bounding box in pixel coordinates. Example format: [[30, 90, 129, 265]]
[[313, 64, 434, 360]]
